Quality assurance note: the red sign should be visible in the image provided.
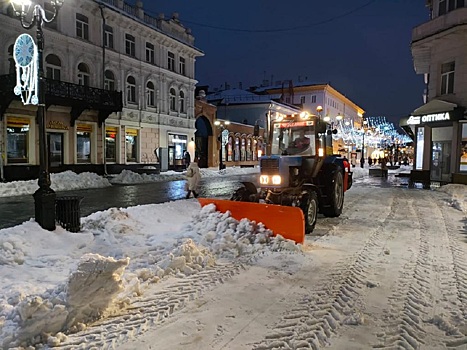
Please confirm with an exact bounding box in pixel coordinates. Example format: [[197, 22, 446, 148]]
[[274, 121, 314, 128]]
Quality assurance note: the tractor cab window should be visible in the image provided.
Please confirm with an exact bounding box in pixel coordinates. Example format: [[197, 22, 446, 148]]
[[271, 122, 316, 156]]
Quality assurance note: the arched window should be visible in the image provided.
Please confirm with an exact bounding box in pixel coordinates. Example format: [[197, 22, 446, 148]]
[[104, 70, 115, 91], [169, 88, 176, 111], [253, 139, 258, 161], [45, 54, 61, 80], [146, 81, 155, 107], [179, 90, 185, 113], [77, 62, 90, 86], [247, 138, 252, 160], [227, 136, 233, 162], [241, 137, 246, 161], [235, 136, 240, 161], [127, 76, 136, 104]]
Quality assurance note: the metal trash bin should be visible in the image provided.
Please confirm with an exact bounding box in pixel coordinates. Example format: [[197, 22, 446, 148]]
[[55, 196, 84, 232]]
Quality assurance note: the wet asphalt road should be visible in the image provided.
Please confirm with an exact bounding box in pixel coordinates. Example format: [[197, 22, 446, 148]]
[[0, 171, 412, 230], [0, 174, 259, 229]]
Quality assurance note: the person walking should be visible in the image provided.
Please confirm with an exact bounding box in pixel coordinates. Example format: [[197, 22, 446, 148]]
[[183, 150, 191, 170], [185, 157, 201, 198], [381, 157, 389, 179]]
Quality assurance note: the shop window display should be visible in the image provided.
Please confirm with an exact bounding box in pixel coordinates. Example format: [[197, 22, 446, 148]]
[[7, 117, 30, 164]]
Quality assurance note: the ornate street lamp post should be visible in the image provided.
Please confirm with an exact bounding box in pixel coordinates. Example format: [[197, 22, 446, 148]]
[[11, 0, 64, 230], [360, 117, 368, 168], [214, 120, 230, 171]]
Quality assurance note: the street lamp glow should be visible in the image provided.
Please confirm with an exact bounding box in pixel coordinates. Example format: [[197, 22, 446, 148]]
[[336, 113, 343, 121]]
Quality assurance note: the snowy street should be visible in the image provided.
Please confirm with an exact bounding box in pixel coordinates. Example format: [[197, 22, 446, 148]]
[[39, 183, 467, 350]]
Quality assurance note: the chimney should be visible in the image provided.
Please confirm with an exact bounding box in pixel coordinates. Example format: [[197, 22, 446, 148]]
[[239, 82, 243, 89]]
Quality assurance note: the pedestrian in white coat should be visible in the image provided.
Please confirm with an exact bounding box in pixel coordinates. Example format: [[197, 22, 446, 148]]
[[185, 157, 201, 198]]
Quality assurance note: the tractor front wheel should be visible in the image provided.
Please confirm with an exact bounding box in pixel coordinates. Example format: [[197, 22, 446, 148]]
[[321, 169, 344, 217], [303, 190, 318, 234]]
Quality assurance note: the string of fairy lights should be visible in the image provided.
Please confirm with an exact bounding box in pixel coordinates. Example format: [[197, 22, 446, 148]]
[[332, 116, 412, 149]]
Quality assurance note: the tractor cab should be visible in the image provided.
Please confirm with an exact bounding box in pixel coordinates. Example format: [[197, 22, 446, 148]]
[[271, 120, 316, 157]]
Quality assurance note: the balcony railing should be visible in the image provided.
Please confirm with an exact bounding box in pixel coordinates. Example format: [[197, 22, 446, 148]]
[[0, 74, 122, 122]]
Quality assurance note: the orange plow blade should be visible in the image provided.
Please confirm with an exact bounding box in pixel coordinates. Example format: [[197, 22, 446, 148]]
[[198, 198, 305, 244]]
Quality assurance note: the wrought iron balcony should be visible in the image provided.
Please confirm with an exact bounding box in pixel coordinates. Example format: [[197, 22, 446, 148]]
[[0, 73, 123, 125]]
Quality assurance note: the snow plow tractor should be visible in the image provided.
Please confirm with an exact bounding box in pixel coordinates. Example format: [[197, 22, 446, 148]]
[[199, 112, 352, 244]]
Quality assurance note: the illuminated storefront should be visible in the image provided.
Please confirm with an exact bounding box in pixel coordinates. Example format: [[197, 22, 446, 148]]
[[401, 100, 465, 183]]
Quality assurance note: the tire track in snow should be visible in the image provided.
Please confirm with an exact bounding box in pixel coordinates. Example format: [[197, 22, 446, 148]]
[[51, 262, 244, 350], [372, 190, 467, 349], [436, 194, 467, 348], [252, 190, 398, 349]]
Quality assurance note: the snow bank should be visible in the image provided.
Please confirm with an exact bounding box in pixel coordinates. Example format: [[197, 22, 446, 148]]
[[1, 254, 129, 349], [436, 184, 467, 212], [0, 171, 111, 198], [0, 204, 300, 349]]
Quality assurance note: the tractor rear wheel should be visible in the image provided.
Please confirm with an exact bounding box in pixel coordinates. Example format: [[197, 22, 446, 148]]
[[321, 169, 344, 217], [303, 190, 318, 234]]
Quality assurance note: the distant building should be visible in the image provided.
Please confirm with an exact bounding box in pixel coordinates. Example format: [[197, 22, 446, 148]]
[[220, 80, 366, 160], [403, 0, 467, 184], [0, 0, 203, 180]]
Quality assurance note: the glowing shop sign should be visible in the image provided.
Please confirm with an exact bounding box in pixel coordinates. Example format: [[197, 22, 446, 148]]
[[407, 112, 450, 125]]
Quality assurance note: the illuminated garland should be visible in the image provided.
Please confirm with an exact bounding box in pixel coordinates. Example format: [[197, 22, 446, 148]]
[[333, 116, 412, 148]]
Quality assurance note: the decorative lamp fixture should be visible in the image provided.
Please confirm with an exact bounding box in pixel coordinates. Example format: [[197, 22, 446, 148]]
[[10, 0, 65, 231], [336, 113, 343, 121]]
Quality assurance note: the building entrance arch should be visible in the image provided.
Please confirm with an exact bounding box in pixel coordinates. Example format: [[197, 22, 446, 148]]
[[195, 116, 213, 168]]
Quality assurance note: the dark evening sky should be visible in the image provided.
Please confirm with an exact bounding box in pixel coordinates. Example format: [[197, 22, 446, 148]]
[[147, 1, 429, 123]]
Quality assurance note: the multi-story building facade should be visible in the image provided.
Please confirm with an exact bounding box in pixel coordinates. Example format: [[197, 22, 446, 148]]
[[0, 0, 203, 180], [405, 0, 467, 184]]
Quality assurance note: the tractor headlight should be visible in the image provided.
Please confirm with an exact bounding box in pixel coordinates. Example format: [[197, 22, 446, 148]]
[[260, 175, 269, 185], [272, 175, 281, 185]]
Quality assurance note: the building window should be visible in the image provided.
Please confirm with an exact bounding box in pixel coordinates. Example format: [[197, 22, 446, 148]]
[[439, 0, 464, 15], [300, 96, 306, 104], [441, 61, 455, 95], [146, 42, 155, 64], [169, 88, 176, 111], [126, 128, 138, 162], [104, 25, 114, 49], [125, 34, 136, 57], [44, 2, 58, 30], [179, 57, 186, 75], [179, 90, 185, 113], [105, 126, 118, 163], [285, 97, 290, 104], [147, 81, 155, 107], [76, 123, 92, 163], [168, 134, 187, 165], [45, 54, 61, 80], [127, 76, 136, 104], [168, 51, 175, 71], [6, 117, 30, 164], [104, 70, 115, 91], [311, 95, 316, 103], [77, 63, 90, 86], [76, 13, 89, 40]]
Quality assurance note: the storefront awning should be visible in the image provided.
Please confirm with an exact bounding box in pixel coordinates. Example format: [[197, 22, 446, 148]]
[[411, 99, 458, 116]]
